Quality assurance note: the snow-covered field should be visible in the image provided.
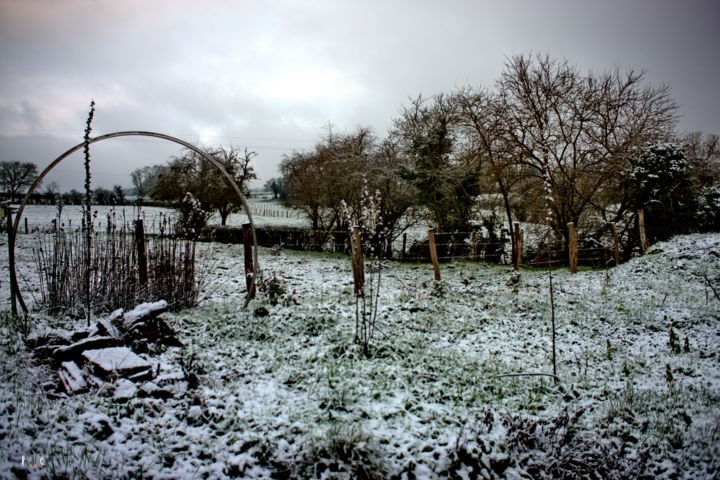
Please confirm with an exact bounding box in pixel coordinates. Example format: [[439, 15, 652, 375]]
[[0, 228, 719, 478], [7, 202, 309, 235]]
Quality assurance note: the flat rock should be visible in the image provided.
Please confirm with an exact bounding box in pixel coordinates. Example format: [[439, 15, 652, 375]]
[[52, 336, 120, 362], [82, 347, 152, 378], [70, 328, 92, 342], [58, 361, 87, 394], [130, 317, 182, 346], [121, 300, 168, 330], [155, 371, 188, 396], [28, 329, 73, 349], [80, 412, 114, 440], [155, 371, 186, 386]]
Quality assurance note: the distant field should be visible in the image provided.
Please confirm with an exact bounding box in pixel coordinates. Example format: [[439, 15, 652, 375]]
[[9, 198, 310, 234]]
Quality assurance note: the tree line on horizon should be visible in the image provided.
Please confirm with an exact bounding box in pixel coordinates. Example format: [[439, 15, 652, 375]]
[[1, 54, 718, 259], [275, 53, 720, 260]]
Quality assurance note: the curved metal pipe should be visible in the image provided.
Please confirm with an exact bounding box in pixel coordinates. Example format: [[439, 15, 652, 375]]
[[11, 130, 260, 312]]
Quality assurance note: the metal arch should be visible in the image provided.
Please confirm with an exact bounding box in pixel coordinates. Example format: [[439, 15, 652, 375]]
[[10, 130, 260, 312]]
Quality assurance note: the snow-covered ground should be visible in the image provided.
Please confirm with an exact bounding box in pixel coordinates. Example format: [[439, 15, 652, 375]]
[[7, 201, 309, 235], [0, 230, 719, 478]]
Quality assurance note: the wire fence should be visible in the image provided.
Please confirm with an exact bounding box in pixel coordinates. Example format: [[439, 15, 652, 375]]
[[210, 225, 626, 269], [248, 203, 303, 219], [16, 210, 630, 269]]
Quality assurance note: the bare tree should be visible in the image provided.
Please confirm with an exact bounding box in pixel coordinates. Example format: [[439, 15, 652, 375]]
[[0, 161, 40, 203], [280, 127, 416, 255], [205, 146, 257, 225], [43, 181, 59, 204], [455, 87, 527, 264], [152, 146, 257, 226], [280, 150, 328, 231], [497, 54, 678, 249], [131, 165, 162, 204], [391, 94, 480, 234], [264, 177, 287, 200]]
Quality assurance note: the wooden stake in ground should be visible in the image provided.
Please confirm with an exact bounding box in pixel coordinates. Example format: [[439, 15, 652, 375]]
[[471, 231, 478, 262], [350, 226, 365, 296], [610, 222, 620, 266], [568, 222, 578, 274], [514, 222, 522, 271], [135, 219, 148, 286], [6, 208, 17, 316], [638, 208, 648, 254], [242, 223, 256, 299], [428, 228, 441, 281]]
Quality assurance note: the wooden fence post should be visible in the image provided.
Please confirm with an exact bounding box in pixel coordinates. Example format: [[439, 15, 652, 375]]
[[135, 219, 148, 286], [7, 209, 17, 316], [513, 223, 522, 271], [638, 209, 648, 254], [568, 222, 578, 274], [471, 231, 478, 262], [428, 228, 441, 281], [242, 223, 256, 299], [401, 233, 407, 259], [610, 222, 620, 266], [24, 217, 28, 234], [350, 226, 365, 296]]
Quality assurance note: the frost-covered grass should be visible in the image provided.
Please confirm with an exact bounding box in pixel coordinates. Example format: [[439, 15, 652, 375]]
[[0, 233, 719, 478]]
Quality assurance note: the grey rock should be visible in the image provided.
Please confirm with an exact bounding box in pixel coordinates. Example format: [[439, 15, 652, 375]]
[[52, 336, 120, 362], [58, 361, 87, 394], [82, 346, 152, 378]]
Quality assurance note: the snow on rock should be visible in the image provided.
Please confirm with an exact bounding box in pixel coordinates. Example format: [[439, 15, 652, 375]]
[[82, 347, 152, 378], [96, 316, 121, 339], [58, 361, 87, 394], [113, 378, 138, 401], [52, 335, 120, 362], [115, 300, 183, 352], [138, 381, 177, 399], [121, 300, 169, 330]]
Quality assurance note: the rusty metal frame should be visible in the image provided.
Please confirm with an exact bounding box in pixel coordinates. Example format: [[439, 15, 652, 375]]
[[10, 130, 260, 313]]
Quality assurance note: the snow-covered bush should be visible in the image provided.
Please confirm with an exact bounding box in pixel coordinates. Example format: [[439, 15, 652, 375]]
[[175, 192, 211, 239], [624, 143, 697, 243], [696, 186, 720, 232]]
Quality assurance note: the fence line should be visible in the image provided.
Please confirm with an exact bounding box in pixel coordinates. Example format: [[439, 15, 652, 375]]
[[19, 219, 632, 269]]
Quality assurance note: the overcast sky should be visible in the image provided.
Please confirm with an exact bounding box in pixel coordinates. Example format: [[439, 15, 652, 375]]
[[1, 0, 718, 192]]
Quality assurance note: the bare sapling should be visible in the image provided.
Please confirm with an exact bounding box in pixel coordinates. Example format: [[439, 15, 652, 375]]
[[543, 165, 558, 381], [494, 165, 560, 383], [343, 184, 387, 357]]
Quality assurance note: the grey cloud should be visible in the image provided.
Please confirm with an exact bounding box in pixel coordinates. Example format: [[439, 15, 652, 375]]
[[0, 0, 718, 191]]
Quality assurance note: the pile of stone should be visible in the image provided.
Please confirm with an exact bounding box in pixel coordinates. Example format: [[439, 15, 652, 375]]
[[29, 300, 187, 399]]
